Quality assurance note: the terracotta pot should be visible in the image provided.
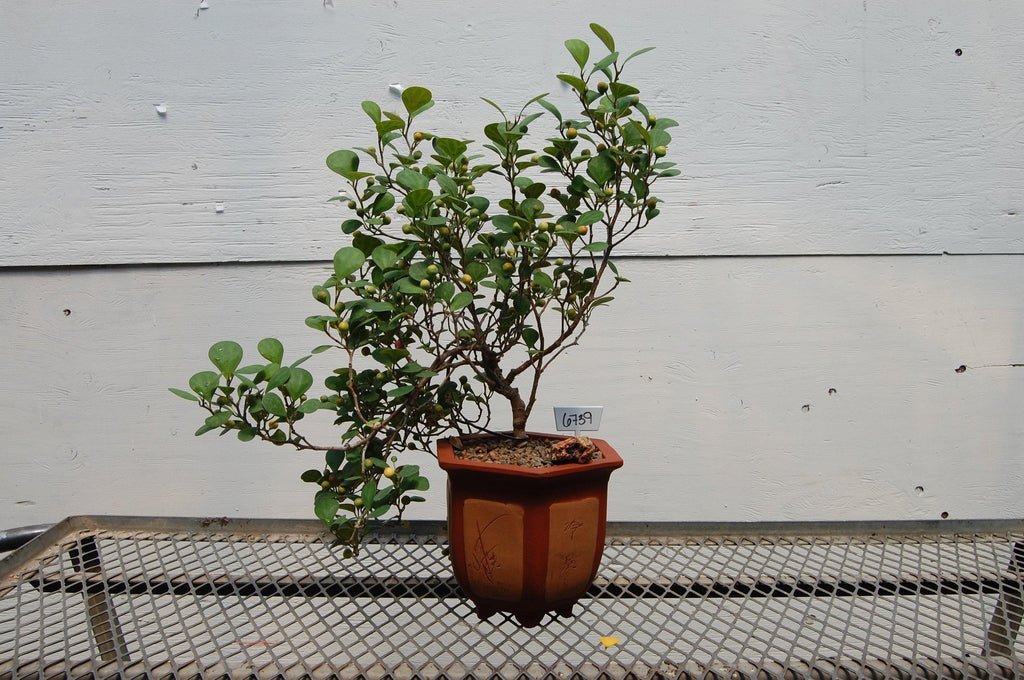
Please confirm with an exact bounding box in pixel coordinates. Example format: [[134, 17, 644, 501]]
[[436, 432, 623, 627]]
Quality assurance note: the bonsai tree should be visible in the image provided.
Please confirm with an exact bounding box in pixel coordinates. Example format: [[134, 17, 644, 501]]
[[171, 24, 677, 554]]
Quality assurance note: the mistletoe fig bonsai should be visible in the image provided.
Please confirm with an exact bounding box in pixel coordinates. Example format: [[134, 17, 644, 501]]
[[172, 23, 676, 555]]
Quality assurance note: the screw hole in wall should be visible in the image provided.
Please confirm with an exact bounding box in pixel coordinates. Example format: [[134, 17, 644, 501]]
[[62, 309, 71, 317], [914, 486, 924, 496], [941, 511, 949, 519], [954, 48, 963, 56]]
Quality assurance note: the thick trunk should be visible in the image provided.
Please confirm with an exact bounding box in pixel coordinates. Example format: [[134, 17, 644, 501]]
[[510, 391, 528, 439]]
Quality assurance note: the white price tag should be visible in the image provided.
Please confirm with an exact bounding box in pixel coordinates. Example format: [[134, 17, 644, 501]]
[[553, 406, 603, 434]]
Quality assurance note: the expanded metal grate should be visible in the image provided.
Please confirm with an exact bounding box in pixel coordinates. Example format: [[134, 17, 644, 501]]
[[2, 517, 1024, 678]]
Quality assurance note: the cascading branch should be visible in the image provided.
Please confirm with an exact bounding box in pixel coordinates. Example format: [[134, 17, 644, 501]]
[[171, 23, 677, 553]]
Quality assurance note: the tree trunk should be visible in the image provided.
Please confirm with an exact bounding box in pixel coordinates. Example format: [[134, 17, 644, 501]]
[[510, 390, 528, 439]]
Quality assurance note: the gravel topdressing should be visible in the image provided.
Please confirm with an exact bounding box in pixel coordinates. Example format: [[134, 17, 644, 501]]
[[453, 435, 600, 467]]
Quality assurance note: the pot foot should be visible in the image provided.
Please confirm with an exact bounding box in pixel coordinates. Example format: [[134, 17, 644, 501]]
[[474, 605, 496, 622], [556, 605, 575, 619], [513, 611, 544, 628]]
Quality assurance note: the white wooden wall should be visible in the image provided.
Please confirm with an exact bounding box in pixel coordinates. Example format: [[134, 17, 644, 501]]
[[2, 1, 1022, 530]]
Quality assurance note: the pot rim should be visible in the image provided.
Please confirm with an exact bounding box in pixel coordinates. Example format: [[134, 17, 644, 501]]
[[436, 431, 623, 478]]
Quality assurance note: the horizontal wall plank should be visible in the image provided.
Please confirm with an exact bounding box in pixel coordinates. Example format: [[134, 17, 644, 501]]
[[1, 1, 1022, 267], [2, 255, 1022, 529]]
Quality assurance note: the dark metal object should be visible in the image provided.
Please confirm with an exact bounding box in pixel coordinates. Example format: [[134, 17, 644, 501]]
[[0, 524, 50, 554], [2, 516, 1024, 678]]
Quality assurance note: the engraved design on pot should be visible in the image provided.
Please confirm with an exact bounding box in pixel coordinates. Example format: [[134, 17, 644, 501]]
[[462, 499, 524, 601]]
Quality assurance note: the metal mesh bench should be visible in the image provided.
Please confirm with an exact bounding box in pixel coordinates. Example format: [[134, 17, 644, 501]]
[[2, 516, 1023, 678]]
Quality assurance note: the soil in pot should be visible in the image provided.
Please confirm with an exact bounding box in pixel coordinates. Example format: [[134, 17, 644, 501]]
[[451, 435, 600, 467]]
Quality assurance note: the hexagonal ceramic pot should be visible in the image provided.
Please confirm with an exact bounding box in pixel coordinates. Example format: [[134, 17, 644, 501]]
[[436, 432, 623, 627]]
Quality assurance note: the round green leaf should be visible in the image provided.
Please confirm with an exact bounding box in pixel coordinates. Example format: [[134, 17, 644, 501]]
[[258, 338, 284, 364], [261, 392, 288, 418], [314, 490, 340, 525], [449, 291, 473, 311], [189, 371, 220, 401], [326, 150, 359, 176], [371, 245, 399, 270], [208, 341, 243, 379], [334, 247, 367, 279], [286, 367, 314, 399], [401, 86, 432, 116]]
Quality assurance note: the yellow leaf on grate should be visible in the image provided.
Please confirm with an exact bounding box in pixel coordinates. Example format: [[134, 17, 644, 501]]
[[599, 636, 621, 649]]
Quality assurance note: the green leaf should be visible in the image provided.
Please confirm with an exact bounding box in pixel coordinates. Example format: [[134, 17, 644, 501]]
[[189, 371, 220, 401], [257, 338, 284, 364], [449, 291, 473, 311], [483, 122, 508, 146], [266, 366, 291, 390], [405, 188, 434, 212], [436, 280, 455, 302], [622, 46, 655, 66], [532, 270, 553, 291], [298, 399, 322, 414], [204, 411, 232, 428], [372, 245, 399, 270], [401, 86, 432, 117], [536, 155, 561, 171], [326, 150, 359, 176], [480, 97, 507, 119], [584, 241, 609, 252], [433, 137, 468, 160], [576, 209, 604, 227], [286, 368, 314, 399], [591, 52, 619, 75], [388, 385, 415, 398], [523, 327, 539, 347], [372, 192, 395, 214], [362, 479, 377, 507], [311, 344, 334, 355], [169, 387, 199, 402], [434, 172, 459, 196], [314, 490, 340, 525], [465, 261, 489, 282], [396, 278, 426, 296], [397, 465, 420, 478], [396, 168, 429, 191], [238, 427, 258, 442], [361, 101, 382, 123], [589, 23, 615, 52], [262, 392, 288, 418], [334, 247, 366, 279], [564, 39, 590, 70], [556, 74, 587, 94], [194, 423, 218, 436], [536, 98, 562, 124], [305, 316, 329, 331], [609, 82, 640, 100], [326, 449, 345, 472], [208, 341, 243, 379], [586, 154, 615, 185], [373, 347, 408, 366], [301, 469, 322, 483], [376, 119, 405, 136]]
